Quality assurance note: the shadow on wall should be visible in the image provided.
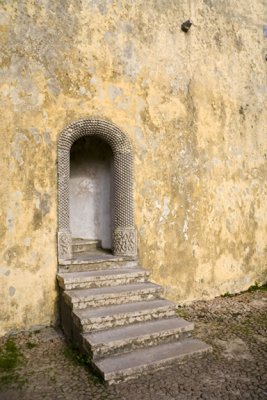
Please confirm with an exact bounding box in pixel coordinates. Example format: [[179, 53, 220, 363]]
[[69, 136, 114, 249]]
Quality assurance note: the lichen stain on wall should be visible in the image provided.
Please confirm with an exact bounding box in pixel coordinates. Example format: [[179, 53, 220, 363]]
[[0, 0, 267, 335]]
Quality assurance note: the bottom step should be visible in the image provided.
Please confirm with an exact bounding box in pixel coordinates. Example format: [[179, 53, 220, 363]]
[[84, 317, 194, 357], [94, 338, 211, 384]]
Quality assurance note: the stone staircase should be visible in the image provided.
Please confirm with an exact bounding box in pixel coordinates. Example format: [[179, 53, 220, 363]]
[[57, 239, 211, 385]]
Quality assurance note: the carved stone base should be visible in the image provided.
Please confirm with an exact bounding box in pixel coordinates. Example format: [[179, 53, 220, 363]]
[[58, 231, 72, 262], [112, 227, 137, 257]]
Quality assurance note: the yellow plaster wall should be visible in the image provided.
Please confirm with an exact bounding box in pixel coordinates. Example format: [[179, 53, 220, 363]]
[[0, 0, 267, 335]]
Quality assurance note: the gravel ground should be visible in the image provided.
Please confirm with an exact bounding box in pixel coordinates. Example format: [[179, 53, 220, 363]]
[[0, 290, 266, 400]]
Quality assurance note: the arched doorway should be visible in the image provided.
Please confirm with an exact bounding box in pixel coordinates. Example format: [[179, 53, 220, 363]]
[[70, 136, 113, 249], [57, 119, 137, 262]]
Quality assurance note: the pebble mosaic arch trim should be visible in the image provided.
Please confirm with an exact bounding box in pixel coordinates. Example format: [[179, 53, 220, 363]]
[[57, 119, 137, 262]]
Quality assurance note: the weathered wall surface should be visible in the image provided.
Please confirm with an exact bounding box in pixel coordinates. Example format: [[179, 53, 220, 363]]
[[0, 0, 266, 335]]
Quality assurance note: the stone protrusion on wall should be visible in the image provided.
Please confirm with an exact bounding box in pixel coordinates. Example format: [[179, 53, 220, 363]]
[[112, 227, 137, 257], [57, 119, 137, 261], [58, 231, 72, 262]]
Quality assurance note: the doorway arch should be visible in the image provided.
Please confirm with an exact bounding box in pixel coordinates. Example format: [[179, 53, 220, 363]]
[[57, 119, 137, 262]]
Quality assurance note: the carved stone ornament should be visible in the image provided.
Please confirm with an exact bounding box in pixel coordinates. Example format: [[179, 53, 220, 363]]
[[58, 231, 72, 261], [112, 227, 137, 257], [57, 119, 137, 261]]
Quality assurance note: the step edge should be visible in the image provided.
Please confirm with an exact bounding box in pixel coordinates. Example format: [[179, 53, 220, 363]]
[[76, 305, 178, 327], [75, 299, 177, 318], [60, 257, 138, 266], [65, 282, 162, 296], [57, 270, 148, 283], [85, 317, 194, 338], [60, 276, 148, 290], [64, 287, 163, 304], [85, 322, 195, 347], [96, 340, 212, 381]]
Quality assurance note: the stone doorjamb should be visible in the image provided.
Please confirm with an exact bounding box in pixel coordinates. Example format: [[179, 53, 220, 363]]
[[57, 118, 137, 262]]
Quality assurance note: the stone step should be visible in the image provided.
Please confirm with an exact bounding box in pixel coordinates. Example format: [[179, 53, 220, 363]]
[[64, 283, 163, 309], [94, 339, 212, 384], [83, 317, 194, 358], [72, 238, 102, 254], [73, 299, 177, 332], [59, 252, 137, 273], [57, 268, 149, 290]]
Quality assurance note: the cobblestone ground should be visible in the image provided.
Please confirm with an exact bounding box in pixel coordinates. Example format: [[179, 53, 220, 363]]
[[0, 290, 266, 400]]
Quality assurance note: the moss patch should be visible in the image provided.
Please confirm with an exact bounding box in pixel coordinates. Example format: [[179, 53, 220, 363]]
[[221, 282, 267, 298], [63, 345, 92, 367], [246, 282, 267, 293], [0, 338, 25, 387], [0, 339, 21, 370], [63, 345, 103, 384], [176, 307, 189, 319], [26, 341, 38, 349]]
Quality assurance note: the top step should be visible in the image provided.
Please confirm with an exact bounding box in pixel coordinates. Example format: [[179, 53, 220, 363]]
[[59, 251, 138, 273], [72, 238, 101, 253]]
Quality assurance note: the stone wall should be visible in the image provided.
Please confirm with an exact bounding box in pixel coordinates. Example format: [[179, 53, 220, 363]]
[[0, 0, 266, 335]]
